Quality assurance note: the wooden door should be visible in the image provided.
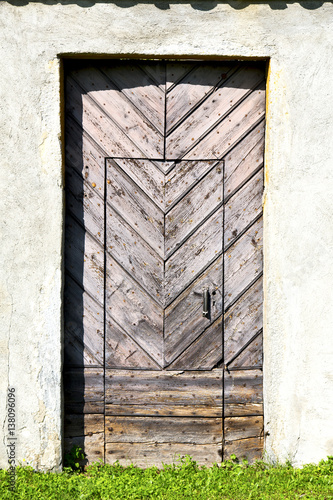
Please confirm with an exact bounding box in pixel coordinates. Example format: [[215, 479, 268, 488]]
[[63, 60, 265, 467]]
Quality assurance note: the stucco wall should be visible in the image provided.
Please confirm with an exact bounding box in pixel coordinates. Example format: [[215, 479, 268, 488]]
[[1, 0, 333, 470]]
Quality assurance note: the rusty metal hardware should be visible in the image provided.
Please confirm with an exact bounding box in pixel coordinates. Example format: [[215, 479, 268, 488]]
[[202, 288, 209, 317]]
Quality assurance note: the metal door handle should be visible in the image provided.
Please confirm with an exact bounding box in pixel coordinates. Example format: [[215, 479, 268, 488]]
[[202, 288, 209, 317]]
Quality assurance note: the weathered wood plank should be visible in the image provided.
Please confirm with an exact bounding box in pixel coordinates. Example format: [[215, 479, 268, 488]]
[[64, 275, 104, 367], [224, 169, 263, 248], [165, 165, 223, 257], [224, 403, 263, 418], [166, 63, 237, 133], [168, 315, 222, 370], [166, 62, 197, 91], [64, 414, 104, 438], [224, 370, 263, 406], [65, 114, 106, 190], [140, 62, 166, 91], [64, 368, 104, 403], [107, 161, 164, 258], [107, 159, 165, 208], [105, 404, 222, 417], [224, 217, 263, 309], [105, 316, 161, 369], [224, 416, 264, 441], [164, 256, 222, 365], [182, 83, 266, 160], [66, 168, 104, 246], [105, 370, 223, 406], [224, 416, 264, 462], [105, 417, 222, 444], [166, 67, 265, 159], [228, 332, 263, 369], [164, 160, 220, 211], [64, 432, 104, 464], [101, 63, 165, 135], [105, 443, 222, 467], [65, 215, 104, 303], [165, 207, 223, 305], [70, 67, 163, 158], [224, 437, 263, 462], [105, 255, 163, 366], [224, 121, 265, 200], [67, 74, 147, 159], [65, 401, 104, 415], [224, 276, 263, 365], [106, 206, 164, 303]]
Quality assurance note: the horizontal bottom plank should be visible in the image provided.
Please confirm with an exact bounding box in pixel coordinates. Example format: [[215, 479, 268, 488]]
[[224, 436, 264, 463], [64, 414, 104, 438], [224, 403, 263, 417], [65, 401, 104, 414], [105, 416, 222, 444], [105, 369, 222, 406], [106, 442, 222, 468], [224, 416, 263, 441], [105, 404, 222, 417]]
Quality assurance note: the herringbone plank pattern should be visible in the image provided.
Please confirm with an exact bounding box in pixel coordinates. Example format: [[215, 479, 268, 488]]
[[64, 60, 265, 466]]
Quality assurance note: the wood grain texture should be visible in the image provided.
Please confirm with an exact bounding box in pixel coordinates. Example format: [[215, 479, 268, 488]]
[[69, 67, 163, 159], [105, 417, 222, 444], [66, 169, 104, 246], [224, 437, 263, 463], [224, 217, 263, 310], [65, 402, 104, 415], [64, 414, 104, 438], [164, 160, 220, 211], [224, 169, 263, 248], [106, 205, 164, 303], [105, 317, 161, 370], [165, 165, 223, 257], [168, 315, 223, 370], [166, 63, 237, 134], [224, 370, 263, 407], [105, 443, 222, 467], [224, 121, 265, 200], [224, 276, 263, 367], [64, 275, 104, 367], [101, 63, 165, 135], [224, 416, 263, 441], [227, 332, 262, 369], [105, 404, 222, 417], [65, 215, 104, 304], [224, 403, 263, 418], [107, 159, 165, 208], [107, 161, 165, 258], [166, 66, 265, 159], [164, 256, 222, 366], [67, 75, 146, 159], [105, 255, 163, 367], [183, 83, 266, 160], [224, 416, 264, 462], [105, 370, 223, 406], [64, 368, 104, 403], [165, 207, 223, 305]]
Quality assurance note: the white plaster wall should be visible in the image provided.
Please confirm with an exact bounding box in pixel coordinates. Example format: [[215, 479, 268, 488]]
[[0, 1, 332, 470]]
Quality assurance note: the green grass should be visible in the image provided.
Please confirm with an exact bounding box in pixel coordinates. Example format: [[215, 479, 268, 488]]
[[0, 455, 332, 500]]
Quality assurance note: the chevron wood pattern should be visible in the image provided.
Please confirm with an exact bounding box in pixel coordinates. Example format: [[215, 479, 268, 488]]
[[64, 60, 265, 466]]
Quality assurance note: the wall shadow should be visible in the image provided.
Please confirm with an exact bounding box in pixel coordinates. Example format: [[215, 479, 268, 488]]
[[5, 0, 331, 11]]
